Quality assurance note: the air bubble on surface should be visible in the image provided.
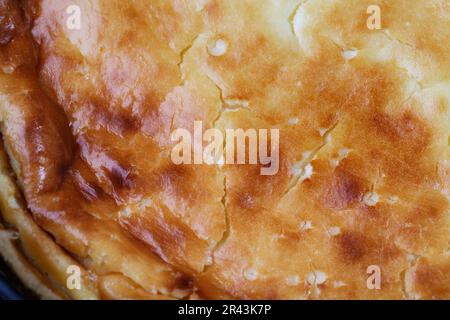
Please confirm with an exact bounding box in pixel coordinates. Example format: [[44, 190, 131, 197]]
[[243, 268, 258, 281], [288, 117, 299, 125], [207, 39, 228, 57], [2, 64, 15, 74], [342, 50, 358, 61], [363, 192, 379, 206], [328, 226, 341, 236]]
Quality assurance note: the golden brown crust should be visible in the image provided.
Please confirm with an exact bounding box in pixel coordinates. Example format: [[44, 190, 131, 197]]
[[0, 227, 62, 300], [0, 142, 97, 299], [405, 256, 450, 300], [0, 0, 448, 299]]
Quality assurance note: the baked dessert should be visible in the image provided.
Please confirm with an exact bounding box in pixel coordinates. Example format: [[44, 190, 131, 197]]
[[0, 0, 448, 300]]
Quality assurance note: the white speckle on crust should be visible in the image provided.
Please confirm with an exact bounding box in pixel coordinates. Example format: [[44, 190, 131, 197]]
[[244, 268, 258, 281], [286, 275, 300, 286], [2, 64, 15, 74], [338, 148, 350, 158], [138, 198, 152, 210], [328, 226, 341, 236], [288, 117, 299, 125], [342, 49, 358, 61], [333, 280, 347, 288], [387, 196, 399, 204], [300, 164, 314, 181], [299, 220, 313, 231], [208, 39, 228, 56], [363, 192, 379, 206], [306, 270, 327, 285], [7, 197, 20, 209], [120, 206, 132, 218]]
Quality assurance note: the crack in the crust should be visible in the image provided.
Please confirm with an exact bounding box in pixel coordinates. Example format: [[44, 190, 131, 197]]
[[377, 30, 428, 90], [368, 168, 382, 194], [397, 80, 450, 111], [399, 83, 421, 108], [329, 39, 346, 52], [199, 77, 231, 274], [173, 39, 249, 276], [209, 76, 250, 113], [399, 268, 409, 299], [209, 76, 228, 130], [177, 34, 201, 84], [212, 79, 226, 111], [203, 171, 230, 273], [305, 261, 319, 299], [401, 71, 424, 93], [328, 38, 358, 57], [400, 252, 421, 300], [325, 29, 426, 95], [327, 31, 433, 111], [169, 112, 175, 134], [208, 75, 264, 131], [202, 134, 230, 274], [207, 76, 271, 129], [398, 80, 450, 111], [282, 122, 339, 197], [380, 29, 414, 50], [199, 72, 241, 274], [288, 0, 309, 38]]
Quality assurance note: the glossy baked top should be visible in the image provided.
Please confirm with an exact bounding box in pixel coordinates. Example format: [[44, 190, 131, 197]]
[[0, 0, 449, 299]]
